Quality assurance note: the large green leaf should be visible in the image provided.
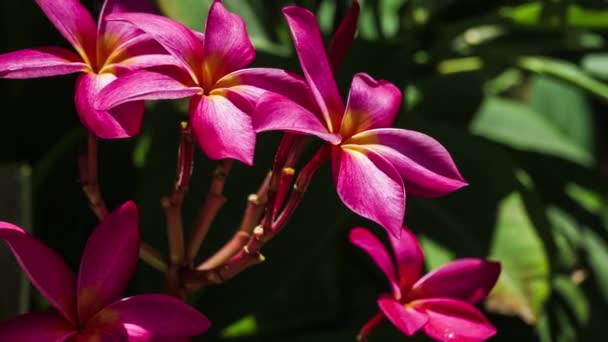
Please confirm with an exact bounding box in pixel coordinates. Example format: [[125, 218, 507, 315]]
[[486, 191, 551, 325], [471, 96, 593, 166]]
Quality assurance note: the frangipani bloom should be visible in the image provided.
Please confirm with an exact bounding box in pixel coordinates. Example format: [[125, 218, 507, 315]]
[[0, 0, 177, 138], [350, 226, 500, 342], [253, 7, 467, 237], [95, 0, 313, 165], [0, 201, 210, 341]]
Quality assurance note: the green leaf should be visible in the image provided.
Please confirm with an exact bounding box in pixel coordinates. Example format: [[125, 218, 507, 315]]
[[518, 57, 608, 103], [529, 75, 594, 152], [156, 0, 212, 31], [503, 3, 608, 28], [221, 315, 258, 338], [582, 228, 608, 302], [486, 191, 551, 325], [471, 96, 593, 166], [582, 53, 608, 80]]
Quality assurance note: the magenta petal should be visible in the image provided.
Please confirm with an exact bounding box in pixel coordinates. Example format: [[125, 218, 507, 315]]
[[77, 201, 140, 322], [350, 128, 467, 198], [349, 227, 401, 299], [340, 73, 401, 138], [35, 0, 97, 60], [328, 0, 360, 74], [105, 13, 203, 82], [215, 68, 317, 111], [413, 298, 496, 342], [109, 54, 183, 74], [98, 0, 156, 48], [190, 95, 256, 165], [283, 6, 345, 132], [409, 259, 501, 304], [96, 69, 200, 110], [333, 146, 405, 238], [0, 311, 75, 342], [377, 295, 428, 336], [387, 226, 424, 292], [253, 93, 341, 143], [0, 223, 77, 323], [203, 1, 255, 84], [91, 294, 210, 339], [75, 72, 144, 139], [0, 47, 86, 79]]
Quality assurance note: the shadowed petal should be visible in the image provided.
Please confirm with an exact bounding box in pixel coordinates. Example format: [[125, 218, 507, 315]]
[[349, 227, 401, 299], [340, 73, 401, 138], [387, 226, 424, 292], [203, 1, 255, 85], [413, 298, 496, 342], [105, 13, 203, 82], [35, 0, 97, 61], [0, 223, 77, 323], [89, 294, 210, 339], [378, 295, 427, 336], [190, 95, 256, 165], [0, 311, 75, 342], [333, 146, 404, 238], [283, 6, 345, 132], [0, 47, 86, 79], [75, 72, 144, 138], [77, 201, 140, 322], [73, 331, 117, 342], [96, 69, 200, 110], [215, 68, 317, 111], [328, 0, 359, 74], [349, 128, 467, 197], [108, 54, 183, 74], [409, 259, 501, 304], [253, 93, 340, 143]]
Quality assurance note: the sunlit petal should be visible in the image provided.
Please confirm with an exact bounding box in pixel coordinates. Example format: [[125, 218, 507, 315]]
[[0, 47, 85, 79]]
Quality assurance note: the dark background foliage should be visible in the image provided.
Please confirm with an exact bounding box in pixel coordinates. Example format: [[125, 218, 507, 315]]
[[1, 0, 608, 341]]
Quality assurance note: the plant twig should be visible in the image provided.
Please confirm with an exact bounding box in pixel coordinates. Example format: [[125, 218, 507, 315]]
[[197, 172, 272, 271], [139, 243, 168, 273], [79, 134, 108, 220], [186, 159, 232, 265]]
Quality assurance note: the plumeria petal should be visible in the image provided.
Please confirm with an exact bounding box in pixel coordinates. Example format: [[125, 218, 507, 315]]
[[387, 226, 424, 292], [89, 294, 210, 339], [349, 128, 467, 197], [333, 146, 404, 238], [202, 0, 255, 85], [96, 69, 200, 111], [35, 0, 97, 61], [328, 0, 359, 74], [0, 47, 86, 79], [215, 68, 317, 111], [377, 295, 428, 336], [107, 54, 183, 74], [77, 201, 140, 322], [190, 94, 256, 165], [75, 72, 144, 138], [283, 6, 345, 132], [105, 13, 203, 82], [73, 331, 117, 342], [412, 298, 497, 342], [98, 0, 156, 40], [0, 223, 77, 323], [340, 73, 401, 138], [349, 227, 401, 299], [253, 93, 341, 143], [0, 311, 75, 342], [408, 259, 501, 304]]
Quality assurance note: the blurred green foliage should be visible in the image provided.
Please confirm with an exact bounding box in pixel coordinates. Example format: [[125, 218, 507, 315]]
[[1, 0, 607, 341]]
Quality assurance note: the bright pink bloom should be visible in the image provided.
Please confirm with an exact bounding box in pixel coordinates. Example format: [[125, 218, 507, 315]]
[[350, 226, 500, 342], [252, 6, 467, 237], [0, 202, 210, 341], [0, 0, 177, 138], [95, 0, 313, 165]]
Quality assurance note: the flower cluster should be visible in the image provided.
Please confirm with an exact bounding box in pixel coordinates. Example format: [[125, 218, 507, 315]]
[[0, 0, 500, 341]]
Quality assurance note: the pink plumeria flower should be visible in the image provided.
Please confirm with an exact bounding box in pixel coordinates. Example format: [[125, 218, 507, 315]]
[[0, 0, 178, 139], [94, 0, 315, 165], [253, 6, 467, 237], [350, 226, 500, 342], [0, 201, 210, 341]]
